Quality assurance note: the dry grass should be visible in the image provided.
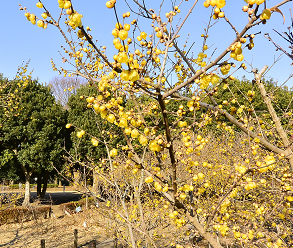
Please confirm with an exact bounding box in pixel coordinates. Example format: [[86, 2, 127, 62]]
[[0, 206, 116, 248]]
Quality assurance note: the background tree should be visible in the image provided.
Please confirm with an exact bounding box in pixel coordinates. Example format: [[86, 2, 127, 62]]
[[49, 75, 87, 109], [66, 83, 125, 192], [0, 62, 30, 124], [0, 78, 67, 205]]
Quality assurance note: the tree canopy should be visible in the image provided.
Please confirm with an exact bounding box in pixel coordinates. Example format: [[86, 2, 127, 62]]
[[67, 84, 125, 165], [0, 76, 67, 204]]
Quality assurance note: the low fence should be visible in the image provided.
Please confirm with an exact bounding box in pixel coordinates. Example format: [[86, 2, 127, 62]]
[[0, 205, 51, 225], [40, 229, 118, 248], [7, 184, 59, 190]]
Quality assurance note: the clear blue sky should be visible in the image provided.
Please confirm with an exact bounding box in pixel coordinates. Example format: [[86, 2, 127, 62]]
[[0, 1, 292, 87]]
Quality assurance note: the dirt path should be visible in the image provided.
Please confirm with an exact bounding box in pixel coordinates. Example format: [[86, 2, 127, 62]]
[[0, 187, 84, 205]]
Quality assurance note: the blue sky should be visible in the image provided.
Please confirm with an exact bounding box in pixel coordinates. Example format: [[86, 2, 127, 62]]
[[0, 1, 292, 87]]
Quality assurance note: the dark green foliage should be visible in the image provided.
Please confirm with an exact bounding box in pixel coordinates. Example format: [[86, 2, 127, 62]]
[[67, 84, 124, 165], [0, 76, 67, 184], [212, 77, 293, 115], [202, 77, 293, 135]]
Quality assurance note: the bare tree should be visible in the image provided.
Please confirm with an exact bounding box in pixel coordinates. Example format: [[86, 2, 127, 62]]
[[49, 76, 87, 108]]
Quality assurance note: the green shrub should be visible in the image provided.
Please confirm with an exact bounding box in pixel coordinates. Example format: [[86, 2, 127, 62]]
[[9, 183, 58, 190]]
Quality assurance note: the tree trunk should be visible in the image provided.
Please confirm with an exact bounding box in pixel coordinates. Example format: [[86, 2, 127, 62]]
[[121, 197, 137, 248], [73, 170, 80, 188], [186, 212, 223, 248], [40, 171, 49, 199], [23, 172, 31, 207], [93, 168, 99, 194], [134, 186, 155, 247], [37, 174, 42, 199], [20, 164, 33, 207], [37, 171, 50, 199], [254, 66, 293, 171]]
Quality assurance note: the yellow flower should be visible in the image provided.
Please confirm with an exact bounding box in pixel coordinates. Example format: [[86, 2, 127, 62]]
[[117, 52, 128, 64], [216, 0, 226, 8], [76, 130, 85, 138], [107, 114, 115, 123], [129, 70, 139, 82], [145, 176, 153, 183], [264, 155, 275, 165], [139, 135, 148, 146], [131, 129, 139, 138], [154, 182, 162, 191], [110, 148, 118, 157], [121, 70, 130, 81], [220, 63, 231, 75], [119, 30, 128, 40], [245, 182, 257, 191], [37, 20, 44, 28], [260, 9, 271, 20], [179, 193, 187, 200], [236, 165, 247, 174], [198, 172, 205, 180], [140, 31, 147, 39], [149, 140, 162, 152], [162, 185, 169, 192], [36, 2, 43, 8], [41, 12, 48, 19], [68, 12, 83, 29], [119, 117, 128, 127], [64, 1, 71, 9], [91, 138, 99, 146]]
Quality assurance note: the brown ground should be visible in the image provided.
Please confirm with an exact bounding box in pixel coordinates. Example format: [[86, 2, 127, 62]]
[[0, 208, 118, 247], [0, 188, 118, 248], [0, 187, 211, 247]]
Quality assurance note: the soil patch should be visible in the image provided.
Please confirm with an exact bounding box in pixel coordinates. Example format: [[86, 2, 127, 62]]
[[0, 207, 117, 248], [0, 188, 119, 247]]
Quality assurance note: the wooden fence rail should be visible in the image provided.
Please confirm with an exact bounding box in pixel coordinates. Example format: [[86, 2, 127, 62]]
[[40, 229, 99, 248]]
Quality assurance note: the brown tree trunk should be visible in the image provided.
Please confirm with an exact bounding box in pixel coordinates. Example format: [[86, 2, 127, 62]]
[[37, 174, 42, 199], [254, 66, 293, 171], [73, 170, 81, 188], [40, 171, 49, 199], [22, 172, 31, 207], [20, 163, 34, 207], [92, 168, 99, 195], [37, 171, 50, 199]]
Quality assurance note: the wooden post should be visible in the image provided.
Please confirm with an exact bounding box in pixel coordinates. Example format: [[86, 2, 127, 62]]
[[74, 229, 78, 248], [84, 166, 88, 210], [91, 240, 97, 248], [41, 239, 45, 248]]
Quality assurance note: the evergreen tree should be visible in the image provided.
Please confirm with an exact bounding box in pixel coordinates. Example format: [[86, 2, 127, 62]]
[[0, 77, 67, 205]]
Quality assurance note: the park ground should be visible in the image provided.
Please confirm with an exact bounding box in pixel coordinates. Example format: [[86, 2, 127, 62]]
[[0, 187, 118, 248]]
